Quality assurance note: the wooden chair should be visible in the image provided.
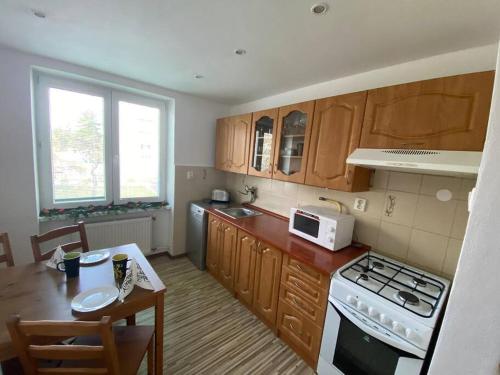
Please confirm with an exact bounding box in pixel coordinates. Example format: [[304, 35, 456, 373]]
[[6, 315, 154, 375], [30, 221, 90, 262], [0, 233, 14, 267]]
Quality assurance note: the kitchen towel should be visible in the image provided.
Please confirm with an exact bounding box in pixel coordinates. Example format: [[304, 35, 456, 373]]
[[45, 245, 66, 269], [118, 259, 153, 301]]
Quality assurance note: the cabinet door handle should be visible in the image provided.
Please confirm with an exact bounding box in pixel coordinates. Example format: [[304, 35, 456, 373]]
[[346, 169, 352, 185]]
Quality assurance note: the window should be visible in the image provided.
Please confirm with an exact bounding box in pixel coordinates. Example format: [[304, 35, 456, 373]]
[[35, 74, 166, 209]]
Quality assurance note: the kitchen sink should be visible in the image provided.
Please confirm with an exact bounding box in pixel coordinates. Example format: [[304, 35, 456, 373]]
[[215, 207, 262, 219]]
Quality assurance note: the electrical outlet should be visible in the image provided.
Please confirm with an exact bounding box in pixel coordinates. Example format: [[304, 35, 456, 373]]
[[186, 170, 194, 180], [354, 198, 367, 212]]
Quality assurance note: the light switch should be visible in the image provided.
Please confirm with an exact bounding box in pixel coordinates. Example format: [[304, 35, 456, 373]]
[[186, 170, 194, 180]]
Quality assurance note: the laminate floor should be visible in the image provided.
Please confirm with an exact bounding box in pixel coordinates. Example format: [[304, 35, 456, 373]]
[[138, 255, 315, 375]]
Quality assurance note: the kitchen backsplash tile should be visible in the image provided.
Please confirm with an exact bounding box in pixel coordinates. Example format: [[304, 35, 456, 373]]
[[224, 170, 474, 278], [387, 172, 422, 193], [413, 195, 457, 236], [407, 229, 449, 272], [382, 191, 419, 227]]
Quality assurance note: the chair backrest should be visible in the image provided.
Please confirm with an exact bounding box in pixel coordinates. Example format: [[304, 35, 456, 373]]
[[30, 221, 90, 262], [6, 315, 120, 375], [0, 232, 15, 267]]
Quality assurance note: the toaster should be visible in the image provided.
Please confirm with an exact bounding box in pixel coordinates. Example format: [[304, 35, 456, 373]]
[[211, 189, 230, 203]]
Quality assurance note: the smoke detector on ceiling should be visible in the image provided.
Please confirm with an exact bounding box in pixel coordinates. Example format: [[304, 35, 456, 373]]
[[310, 3, 329, 15]]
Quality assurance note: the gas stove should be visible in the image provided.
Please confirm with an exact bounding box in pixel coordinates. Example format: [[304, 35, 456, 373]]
[[329, 252, 450, 357]]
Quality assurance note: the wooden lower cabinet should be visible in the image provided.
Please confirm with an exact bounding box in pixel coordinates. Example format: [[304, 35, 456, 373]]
[[252, 242, 282, 328], [219, 223, 237, 291], [277, 300, 323, 368], [206, 215, 222, 278], [210, 218, 329, 370], [234, 231, 258, 307]]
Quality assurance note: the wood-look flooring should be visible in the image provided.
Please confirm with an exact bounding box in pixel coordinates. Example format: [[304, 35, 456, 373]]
[[138, 255, 315, 375]]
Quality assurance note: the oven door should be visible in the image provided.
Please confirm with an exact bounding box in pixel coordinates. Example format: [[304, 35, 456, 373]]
[[318, 300, 423, 375]]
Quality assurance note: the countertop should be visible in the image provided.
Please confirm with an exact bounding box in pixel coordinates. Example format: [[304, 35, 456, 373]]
[[206, 205, 368, 276]]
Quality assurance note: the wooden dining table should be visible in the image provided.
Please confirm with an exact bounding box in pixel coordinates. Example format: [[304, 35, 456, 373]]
[[0, 243, 166, 375]]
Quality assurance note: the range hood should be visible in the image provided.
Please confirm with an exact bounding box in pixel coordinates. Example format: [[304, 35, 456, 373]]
[[347, 148, 482, 177]]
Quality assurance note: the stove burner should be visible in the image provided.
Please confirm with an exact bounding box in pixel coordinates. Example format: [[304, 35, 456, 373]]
[[412, 277, 427, 287], [372, 261, 385, 270], [397, 291, 420, 306], [357, 273, 369, 282]]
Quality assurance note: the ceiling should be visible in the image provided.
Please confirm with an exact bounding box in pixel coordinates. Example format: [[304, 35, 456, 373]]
[[1, 0, 499, 104]]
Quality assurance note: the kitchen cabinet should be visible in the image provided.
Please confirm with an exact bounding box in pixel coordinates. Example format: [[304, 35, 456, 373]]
[[305, 91, 371, 192], [219, 223, 237, 291], [252, 242, 282, 328], [234, 231, 258, 307], [206, 215, 222, 277], [277, 254, 329, 368], [215, 114, 252, 174], [248, 109, 278, 178], [360, 71, 494, 151], [273, 101, 315, 183], [206, 214, 237, 292]]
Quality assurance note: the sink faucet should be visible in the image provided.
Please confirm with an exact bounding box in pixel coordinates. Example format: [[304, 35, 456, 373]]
[[238, 185, 257, 204]]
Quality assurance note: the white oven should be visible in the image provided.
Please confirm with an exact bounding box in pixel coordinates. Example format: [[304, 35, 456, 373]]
[[288, 206, 354, 251], [318, 299, 423, 375], [318, 252, 450, 375]]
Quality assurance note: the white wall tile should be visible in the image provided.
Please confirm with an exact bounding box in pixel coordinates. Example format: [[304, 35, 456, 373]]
[[419, 175, 462, 198], [388, 172, 422, 193], [407, 229, 448, 273], [382, 191, 419, 227], [450, 201, 469, 240], [371, 170, 389, 190], [376, 222, 412, 260], [413, 196, 457, 236], [442, 239, 463, 277], [353, 215, 380, 248]]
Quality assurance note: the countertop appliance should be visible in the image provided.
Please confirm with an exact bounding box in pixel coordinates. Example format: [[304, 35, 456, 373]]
[[347, 148, 482, 177], [211, 189, 230, 203], [186, 200, 229, 270], [289, 206, 354, 251], [318, 252, 450, 375]]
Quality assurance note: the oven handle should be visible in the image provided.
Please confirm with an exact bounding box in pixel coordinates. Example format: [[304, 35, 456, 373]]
[[330, 300, 425, 358]]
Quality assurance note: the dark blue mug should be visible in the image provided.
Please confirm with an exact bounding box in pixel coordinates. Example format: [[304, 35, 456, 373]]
[[56, 252, 81, 278]]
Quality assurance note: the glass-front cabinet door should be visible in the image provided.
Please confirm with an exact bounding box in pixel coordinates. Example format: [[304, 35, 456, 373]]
[[248, 109, 278, 178], [273, 101, 315, 183]]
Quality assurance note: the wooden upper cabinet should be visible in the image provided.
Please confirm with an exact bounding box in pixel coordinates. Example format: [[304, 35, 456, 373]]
[[218, 223, 237, 292], [215, 114, 252, 173], [234, 231, 258, 307], [305, 91, 371, 192], [253, 242, 282, 328], [248, 109, 278, 178], [360, 71, 495, 151], [206, 215, 221, 277], [273, 101, 315, 183]]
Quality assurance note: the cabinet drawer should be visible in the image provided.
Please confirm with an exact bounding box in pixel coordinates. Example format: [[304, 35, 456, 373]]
[[279, 284, 326, 326], [277, 300, 322, 367], [281, 267, 328, 308], [283, 255, 329, 290]]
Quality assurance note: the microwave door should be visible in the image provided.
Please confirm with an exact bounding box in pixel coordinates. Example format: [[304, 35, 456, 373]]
[[293, 212, 320, 238], [327, 300, 423, 375]]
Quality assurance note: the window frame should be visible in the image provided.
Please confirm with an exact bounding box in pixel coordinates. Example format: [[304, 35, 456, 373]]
[[111, 91, 167, 204], [35, 73, 167, 209]]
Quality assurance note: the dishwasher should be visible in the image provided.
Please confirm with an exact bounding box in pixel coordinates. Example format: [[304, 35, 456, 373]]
[[186, 200, 228, 270]]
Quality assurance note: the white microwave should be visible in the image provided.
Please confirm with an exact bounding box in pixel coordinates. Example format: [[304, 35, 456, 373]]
[[289, 206, 354, 251]]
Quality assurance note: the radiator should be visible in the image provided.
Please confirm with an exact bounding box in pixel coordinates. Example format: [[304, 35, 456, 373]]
[[85, 217, 152, 254]]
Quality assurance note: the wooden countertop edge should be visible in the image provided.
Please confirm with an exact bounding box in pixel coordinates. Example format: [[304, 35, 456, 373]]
[[206, 206, 369, 276]]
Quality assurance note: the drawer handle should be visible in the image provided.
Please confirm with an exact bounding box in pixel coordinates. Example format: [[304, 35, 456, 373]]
[[295, 264, 304, 272], [288, 323, 302, 335], [292, 297, 314, 315]]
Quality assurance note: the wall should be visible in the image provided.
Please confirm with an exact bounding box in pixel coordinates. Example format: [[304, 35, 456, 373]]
[[0, 46, 229, 264], [225, 171, 471, 278], [229, 43, 498, 114], [428, 41, 500, 375]]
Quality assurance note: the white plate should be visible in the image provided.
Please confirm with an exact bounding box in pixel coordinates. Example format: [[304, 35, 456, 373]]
[[80, 250, 110, 265], [71, 286, 119, 313]]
